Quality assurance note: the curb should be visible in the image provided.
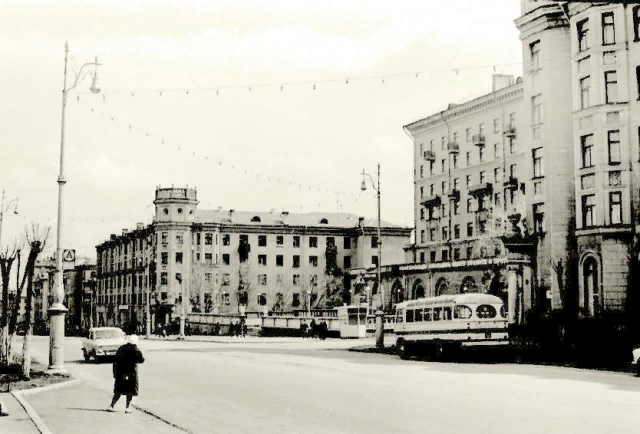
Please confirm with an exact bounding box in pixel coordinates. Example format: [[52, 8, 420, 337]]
[[11, 378, 80, 434]]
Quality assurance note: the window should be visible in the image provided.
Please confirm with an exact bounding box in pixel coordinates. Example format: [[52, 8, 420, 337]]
[[222, 234, 230, 246], [441, 136, 446, 150], [453, 132, 458, 144], [582, 194, 596, 228], [605, 71, 617, 104], [175, 252, 183, 264], [258, 235, 267, 247], [371, 236, 378, 248], [420, 186, 424, 199], [344, 237, 351, 249], [258, 275, 267, 286], [429, 161, 434, 176], [205, 253, 212, 264], [634, 6, 640, 42], [276, 235, 284, 246], [441, 181, 448, 194], [509, 138, 517, 154], [495, 192, 501, 207], [441, 159, 446, 173], [420, 252, 425, 263], [466, 175, 472, 188], [580, 76, 591, 109], [258, 254, 267, 266], [258, 292, 267, 305], [466, 128, 471, 142], [223, 253, 230, 265], [161, 272, 168, 285], [430, 228, 436, 242], [466, 151, 471, 166], [494, 167, 502, 183], [442, 249, 449, 262], [420, 208, 425, 221], [442, 226, 448, 241], [276, 255, 283, 267], [581, 135, 594, 168], [478, 220, 487, 235], [453, 199, 460, 216], [420, 165, 424, 178], [161, 232, 168, 245], [161, 252, 168, 265], [532, 94, 542, 139], [578, 18, 589, 52], [371, 256, 378, 267], [309, 256, 318, 267], [430, 251, 436, 263], [533, 148, 544, 178], [530, 40, 540, 71], [466, 246, 473, 259], [479, 171, 486, 184], [292, 293, 300, 306], [292, 255, 300, 268], [293, 236, 300, 248], [494, 143, 501, 159], [602, 12, 615, 46], [175, 273, 182, 283], [509, 164, 517, 179], [479, 146, 485, 163], [581, 174, 595, 189], [608, 130, 620, 164], [533, 203, 545, 233], [344, 256, 351, 269], [493, 118, 500, 133], [293, 275, 300, 286], [309, 237, 318, 248], [176, 233, 183, 245], [454, 224, 460, 239], [452, 153, 459, 169], [610, 192, 622, 224], [466, 198, 474, 213], [430, 184, 435, 196]]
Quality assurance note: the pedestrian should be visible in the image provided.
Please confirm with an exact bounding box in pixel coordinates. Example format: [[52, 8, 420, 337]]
[[309, 319, 317, 339], [242, 322, 248, 338], [300, 322, 308, 338], [235, 320, 241, 337], [106, 335, 145, 413]]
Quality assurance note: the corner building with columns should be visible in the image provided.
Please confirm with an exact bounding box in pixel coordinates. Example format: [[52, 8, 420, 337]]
[[95, 186, 412, 329]]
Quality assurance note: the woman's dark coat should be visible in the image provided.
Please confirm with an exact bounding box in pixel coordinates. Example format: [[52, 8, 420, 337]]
[[113, 343, 145, 396]]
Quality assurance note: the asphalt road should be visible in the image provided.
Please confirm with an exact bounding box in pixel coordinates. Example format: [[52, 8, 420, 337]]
[[29, 336, 640, 434]]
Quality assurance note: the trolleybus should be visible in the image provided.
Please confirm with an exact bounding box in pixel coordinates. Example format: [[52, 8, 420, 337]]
[[394, 293, 509, 359]]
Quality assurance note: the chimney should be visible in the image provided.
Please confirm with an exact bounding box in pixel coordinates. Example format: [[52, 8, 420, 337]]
[[229, 209, 235, 222], [492, 74, 514, 92], [358, 217, 365, 228], [281, 211, 289, 224], [136, 222, 144, 230]]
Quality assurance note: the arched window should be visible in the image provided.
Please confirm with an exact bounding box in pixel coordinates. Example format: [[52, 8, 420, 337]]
[[392, 280, 404, 305], [435, 278, 450, 296], [251, 216, 261, 222], [412, 279, 425, 299], [460, 276, 476, 293]]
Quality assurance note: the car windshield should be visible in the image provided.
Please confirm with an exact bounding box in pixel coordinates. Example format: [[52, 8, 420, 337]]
[[95, 330, 123, 340]]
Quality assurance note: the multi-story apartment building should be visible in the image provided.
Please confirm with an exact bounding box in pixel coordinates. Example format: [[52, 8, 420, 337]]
[[358, 1, 640, 325], [95, 186, 412, 330]]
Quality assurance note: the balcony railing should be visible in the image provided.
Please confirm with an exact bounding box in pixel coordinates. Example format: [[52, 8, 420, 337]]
[[468, 182, 493, 197], [472, 134, 485, 147], [503, 177, 518, 190], [447, 189, 460, 201], [447, 142, 459, 154], [503, 126, 517, 138], [420, 195, 442, 208], [423, 150, 436, 161]]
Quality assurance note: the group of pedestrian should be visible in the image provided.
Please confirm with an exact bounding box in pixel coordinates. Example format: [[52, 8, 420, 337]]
[[227, 318, 248, 337], [300, 319, 329, 340]]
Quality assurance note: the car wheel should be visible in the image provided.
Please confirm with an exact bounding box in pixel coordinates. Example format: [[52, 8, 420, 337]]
[[83, 349, 90, 363]]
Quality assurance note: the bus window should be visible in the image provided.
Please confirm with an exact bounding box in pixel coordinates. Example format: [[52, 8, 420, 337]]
[[443, 307, 452, 320], [424, 308, 432, 321], [454, 305, 473, 319], [476, 304, 497, 319], [396, 309, 404, 323], [348, 311, 359, 325], [415, 308, 423, 322], [406, 309, 414, 323], [433, 307, 442, 321]]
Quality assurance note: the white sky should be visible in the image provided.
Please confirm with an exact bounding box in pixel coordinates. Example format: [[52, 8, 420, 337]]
[[0, 0, 523, 260]]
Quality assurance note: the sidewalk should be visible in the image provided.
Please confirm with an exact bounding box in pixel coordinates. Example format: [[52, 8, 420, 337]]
[[0, 392, 40, 434], [23, 381, 186, 434]]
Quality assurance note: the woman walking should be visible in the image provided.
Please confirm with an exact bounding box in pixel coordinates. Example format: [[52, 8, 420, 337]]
[[106, 334, 145, 413]]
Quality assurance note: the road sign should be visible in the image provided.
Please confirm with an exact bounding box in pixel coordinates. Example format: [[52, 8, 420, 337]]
[[62, 249, 76, 262]]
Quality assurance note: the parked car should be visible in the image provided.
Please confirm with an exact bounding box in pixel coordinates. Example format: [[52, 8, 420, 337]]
[[633, 345, 640, 376], [81, 327, 127, 362]]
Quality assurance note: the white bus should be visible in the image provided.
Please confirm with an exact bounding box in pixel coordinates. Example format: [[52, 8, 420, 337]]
[[394, 293, 509, 359]]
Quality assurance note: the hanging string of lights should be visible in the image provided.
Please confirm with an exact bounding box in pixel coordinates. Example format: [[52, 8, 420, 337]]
[[73, 99, 375, 202], [77, 62, 521, 98]]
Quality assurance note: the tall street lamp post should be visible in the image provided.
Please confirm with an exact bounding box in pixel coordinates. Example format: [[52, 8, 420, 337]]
[[50, 42, 101, 373], [360, 164, 384, 349]]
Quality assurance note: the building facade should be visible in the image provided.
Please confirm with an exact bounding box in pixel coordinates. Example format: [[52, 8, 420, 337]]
[[95, 187, 412, 330]]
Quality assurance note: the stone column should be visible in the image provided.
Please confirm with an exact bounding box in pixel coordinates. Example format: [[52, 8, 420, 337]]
[[507, 267, 518, 325]]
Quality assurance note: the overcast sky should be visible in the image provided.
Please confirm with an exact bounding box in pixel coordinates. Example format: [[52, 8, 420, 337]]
[[0, 0, 523, 260]]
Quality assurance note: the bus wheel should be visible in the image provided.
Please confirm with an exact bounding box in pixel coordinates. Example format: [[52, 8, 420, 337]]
[[397, 339, 411, 360]]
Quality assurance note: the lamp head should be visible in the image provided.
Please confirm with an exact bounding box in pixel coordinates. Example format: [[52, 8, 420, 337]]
[[89, 74, 101, 94], [360, 179, 367, 191]]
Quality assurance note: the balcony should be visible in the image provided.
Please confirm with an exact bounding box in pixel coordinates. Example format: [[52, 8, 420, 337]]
[[503, 177, 518, 190], [420, 195, 441, 208], [447, 142, 459, 154], [503, 126, 517, 138], [468, 182, 493, 197], [447, 189, 460, 201], [423, 150, 436, 161], [472, 134, 485, 147]]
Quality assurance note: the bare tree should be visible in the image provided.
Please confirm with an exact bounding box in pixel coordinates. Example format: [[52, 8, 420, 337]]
[[20, 224, 51, 378], [0, 241, 20, 365]]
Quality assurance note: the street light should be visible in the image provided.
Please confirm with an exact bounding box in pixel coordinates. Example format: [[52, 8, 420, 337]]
[[0, 190, 19, 249], [49, 42, 101, 373], [361, 164, 384, 349], [307, 289, 312, 316], [364, 285, 371, 316]]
